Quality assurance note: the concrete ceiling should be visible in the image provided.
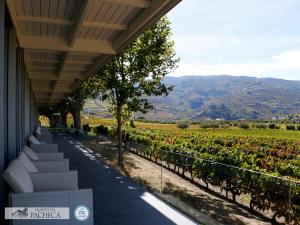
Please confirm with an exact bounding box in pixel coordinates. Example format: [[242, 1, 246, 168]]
[[6, 0, 181, 107]]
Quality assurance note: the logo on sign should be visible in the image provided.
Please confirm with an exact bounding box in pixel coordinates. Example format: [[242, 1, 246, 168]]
[[74, 205, 90, 222]]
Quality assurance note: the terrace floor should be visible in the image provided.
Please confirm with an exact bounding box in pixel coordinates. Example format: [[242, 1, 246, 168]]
[[53, 132, 199, 225]]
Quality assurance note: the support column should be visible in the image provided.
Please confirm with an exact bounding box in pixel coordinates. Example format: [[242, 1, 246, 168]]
[[50, 115, 62, 128], [58, 104, 69, 128], [61, 112, 68, 128], [7, 28, 17, 161]]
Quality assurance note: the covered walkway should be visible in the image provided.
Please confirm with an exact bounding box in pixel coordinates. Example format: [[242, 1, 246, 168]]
[[0, 1, 182, 220], [53, 131, 198, 225]]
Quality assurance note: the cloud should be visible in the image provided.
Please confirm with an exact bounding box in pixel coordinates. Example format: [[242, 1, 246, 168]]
[[167, 0, 300, 81], [171, 50, 300, 80], [272, 50, 300, 66]]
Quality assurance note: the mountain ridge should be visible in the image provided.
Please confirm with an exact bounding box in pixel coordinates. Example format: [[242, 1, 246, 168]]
[[83, 75, 300, 121]]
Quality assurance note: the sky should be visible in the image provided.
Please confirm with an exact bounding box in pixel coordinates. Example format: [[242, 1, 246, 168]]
[[167, 0, 300, 80]]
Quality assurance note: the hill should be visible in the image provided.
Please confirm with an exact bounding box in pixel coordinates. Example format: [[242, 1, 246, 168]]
[[83, 75, 300, 121]]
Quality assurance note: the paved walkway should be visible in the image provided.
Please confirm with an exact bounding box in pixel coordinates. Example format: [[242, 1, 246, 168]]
[[53, 132, 199, 225]]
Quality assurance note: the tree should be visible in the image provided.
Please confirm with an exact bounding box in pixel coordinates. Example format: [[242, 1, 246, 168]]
[[89, 17, 179, 167], [176, 120, 190, 129], [68, 78, 103, 129]]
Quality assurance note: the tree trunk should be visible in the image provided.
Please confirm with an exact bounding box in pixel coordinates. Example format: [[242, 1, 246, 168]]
[[49, 115, 55, 128], [49, 116, 54, 128], [73, 112, 80, 129], [117, 104, 123, 168], [232, 193, 236, 202], [71, 104, 81, 129]]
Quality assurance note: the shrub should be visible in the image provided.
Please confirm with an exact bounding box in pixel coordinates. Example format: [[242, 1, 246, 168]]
[[239, 122, 250, 129], [200, 121, 220, 129], [130, 120, 136, 128], [232, 122, 239, 127], [94, 125, 109, 136], [268, 123, 280, 129], [220, 123, 231, 129], [176, 120, 190, 129], [255, 123, 267, 129], [297, 125, 300, 131], [82, 123, 91, 132], [286, 124, 296, 130], [109, 127, 117, 137]]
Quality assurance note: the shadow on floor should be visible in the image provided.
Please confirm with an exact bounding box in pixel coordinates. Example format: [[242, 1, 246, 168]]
[[53, 132, 198, 225]]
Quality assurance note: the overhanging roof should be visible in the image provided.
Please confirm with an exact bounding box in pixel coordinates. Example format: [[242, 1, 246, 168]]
[[6, 0, 181, 107]]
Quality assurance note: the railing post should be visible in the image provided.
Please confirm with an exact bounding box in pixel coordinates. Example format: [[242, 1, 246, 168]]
[[160, 149, 163, 198], [289, 179, 291, 225]]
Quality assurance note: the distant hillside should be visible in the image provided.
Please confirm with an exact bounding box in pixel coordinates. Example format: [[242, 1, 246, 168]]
[[83, 75, 300, 121]]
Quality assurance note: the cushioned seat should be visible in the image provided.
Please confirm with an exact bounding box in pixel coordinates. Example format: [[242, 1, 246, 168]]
[[3, 159, 34, 193], [3, 159, 93, 225], [35, 126, 53, 143], [28, 135, 42, 145], [28, 135, 58, 153], [17, 152, 38, 173], [18, 151, 69, 173], [4, 159, 76, 192], [23, 146, 64, 161]]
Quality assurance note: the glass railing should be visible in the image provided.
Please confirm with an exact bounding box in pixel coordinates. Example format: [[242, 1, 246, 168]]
[[66, 130, 299, 225], [126, 141, 300, 225]]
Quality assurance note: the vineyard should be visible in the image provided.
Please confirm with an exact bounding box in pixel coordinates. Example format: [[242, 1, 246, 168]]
[[42, 114, 300, 223], [123, 128, 300, 224]]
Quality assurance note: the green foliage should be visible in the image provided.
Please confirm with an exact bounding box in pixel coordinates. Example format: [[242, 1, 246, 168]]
[[255, 123, 267, 129], [82, 123, 91, 132], [94, 125, 109, 136], [269, 123, 280, 129], [82, 17, 179, 166], [82, 17, 179, 120], [130, 120, 136, 128], [200, 121, 220, 129], [176, 120, 190, 129], [287, 124, 296, 130], [108, 127, 117, 137], [202, 104, 238, 120], [238, 122, 250, 129], [96, 16, 178, 115]]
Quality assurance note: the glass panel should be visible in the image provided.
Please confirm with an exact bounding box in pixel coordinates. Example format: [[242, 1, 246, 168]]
[[67, 130, 299, 225], [137, 147, 298, 224]]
